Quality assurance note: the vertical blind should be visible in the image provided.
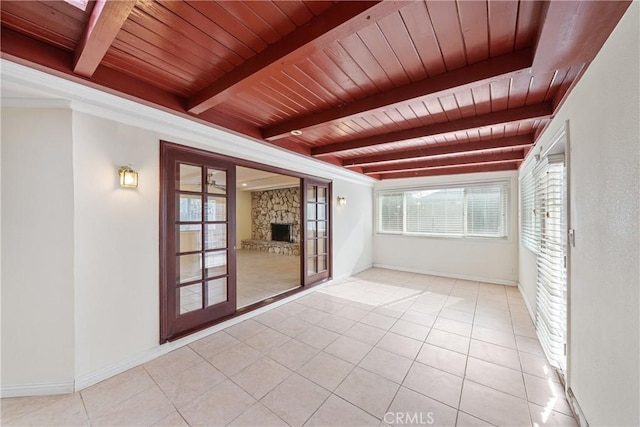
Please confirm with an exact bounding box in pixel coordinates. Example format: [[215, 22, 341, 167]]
[[534, 158, 567, 371], [378, 182, 509, 238]]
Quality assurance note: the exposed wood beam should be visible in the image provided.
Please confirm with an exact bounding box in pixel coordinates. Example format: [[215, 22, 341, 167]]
[[363, 150, 525, 175], [187, 1, 409, 114], [73, 0, 136, 77], [1, 27, 262, 139], [532, 1, 631, 74], [343, 134, 533, 167], [263, 49, 533, 141], [312, 103, 552, 157], [378, 162, 519, 180]]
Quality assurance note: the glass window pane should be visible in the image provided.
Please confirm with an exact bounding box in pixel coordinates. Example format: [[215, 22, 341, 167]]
[[205, 196, 226, 221], [206, 277, 227, 306], [406, 188, 464, 235], [307, 203, 316, 220], [306, 238, 316, 256], [205, 224, 226, 250], [307, 257, 317, 275], [318, 238, 326, 255], [318, 255, 327, 272], [379, 193, 403, 233], [178, 283, 202, 315], [317, 221, 326, 238], [317, 187, 326, 203], [177, 224, 201, 253], [306, 221, 316, 238], [178, 164, 201, 192], [178, 253, 201, 284], [307, 186, 316, 202], [178, 194, 202, 222], [205, 251, 227, 278], [317, 204, 326, 220], [206, 169, 227, 194]]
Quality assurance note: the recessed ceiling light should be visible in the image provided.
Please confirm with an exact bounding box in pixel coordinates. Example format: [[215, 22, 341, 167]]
[[242, 183, 247, 187], [290, 130, 303, 136]]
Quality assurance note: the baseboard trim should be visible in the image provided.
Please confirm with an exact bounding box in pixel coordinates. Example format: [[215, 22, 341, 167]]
[[517, 282, 536, 323], [74, 278, 334, 392], [373, 263, 517, 286], [567, 387, 590, 427], [1, 381, 75, 398]]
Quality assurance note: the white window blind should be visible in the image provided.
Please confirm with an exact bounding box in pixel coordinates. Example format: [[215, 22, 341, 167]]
[[378, 193, 403, 233], [520, 170, 537, 252], [534, 157, 567, 371], [377, 181, 509, 239]]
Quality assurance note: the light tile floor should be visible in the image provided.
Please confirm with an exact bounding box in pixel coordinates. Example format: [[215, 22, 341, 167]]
[[237, 249, 300, 308], [1, 268, 577, 427]]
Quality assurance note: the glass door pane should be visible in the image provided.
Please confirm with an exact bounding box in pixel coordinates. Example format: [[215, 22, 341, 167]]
[[303, 180, 331, 286], [161, 143, 236, 342]]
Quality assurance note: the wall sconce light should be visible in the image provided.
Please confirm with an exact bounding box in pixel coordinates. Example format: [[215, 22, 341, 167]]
[[337, 196, 346, 206], [118, 164, 138, 188]]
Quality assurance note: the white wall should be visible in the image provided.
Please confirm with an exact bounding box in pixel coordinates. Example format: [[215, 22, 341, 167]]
[[1, 71, 375, 392], [373, 170, 519, 285], [332, 179, 374, 279], [72, 112, 160, 378], [518, 3, 639, 425], [236, 190, 252, 246], [1, 108, 76, 391]]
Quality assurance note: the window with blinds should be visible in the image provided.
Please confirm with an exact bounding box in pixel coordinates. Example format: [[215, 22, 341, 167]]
[[534, 157, 567, 371], [377, 182, 509, 238], [520, 170, 537, 252]]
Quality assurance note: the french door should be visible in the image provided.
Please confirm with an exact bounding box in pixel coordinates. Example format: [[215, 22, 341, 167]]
[[160, 143, 236, 342], [303, 179, 331, 286]]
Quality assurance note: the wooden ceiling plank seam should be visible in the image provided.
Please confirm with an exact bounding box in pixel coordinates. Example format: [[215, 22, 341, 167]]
[[553, 63, 586, 111], [2, 1, 87, 41], [324, 42, 381, 97], [253, 80, 311, 117], [216, 1, 281, 45], [186, 1, 268, 54], [407, 102, 435, 127], [188, 1, 409, 114], [487, 0, 518, 58], [377, 11, 428, 83], [339, 32, 396, 93], [304, 1, 334, 17], [437, 94, 463, 122], [262, 48, 533, 140], [119, 16, 230, 79], [525, 71, 554, 106], [126, 6, 237, 74], [110, 33, 213, 89], [341, 134, 533, 167], [137, 1, 245, 68], [514, 0, 544, 50], [238, 87, 298, 121], [272, 0, 315, 27], [425, 0, 467, 71], [102, 50, 192, 97], [532, 1, 632, 74], [44, 0, 91, 22], [275, 70, 332, 110], [471, 83, 492, 116], [356, 149, 528, 175], [311, 102, 552, 157], [376, 162, 519, 180], [398, 1, 447, 78], [507, 72, 532, 109], [244, 0, 297, 37], [0, 12, 78, 52], [544, 67, 571, 102], [490, 78, 510, 112], [357, 21, 412, 88], [454, 89, 477, 118], [73, 0, 136, 77], [258, 75, 320, 114], [456, 0, 489, 65], [281, 66, 337, 107], [300, 54, 362, 103]]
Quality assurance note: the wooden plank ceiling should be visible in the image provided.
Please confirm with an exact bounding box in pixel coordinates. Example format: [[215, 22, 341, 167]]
[[1, 0, 631, 179]]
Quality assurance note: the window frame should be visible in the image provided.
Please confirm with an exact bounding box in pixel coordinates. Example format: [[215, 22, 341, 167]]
[[376, 180, 511, 240]]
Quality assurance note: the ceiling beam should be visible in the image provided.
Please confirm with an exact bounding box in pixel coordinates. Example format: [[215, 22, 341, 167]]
[[187, 1, 409, 115], [343, 134, 533, 167], [363, 150, 525, 175], [73, 0, 136, 78], [262, 48, 533, 141], [532, 1, 631, 74], [312, 103, 552, 157], [378, 162, 519, 180]]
